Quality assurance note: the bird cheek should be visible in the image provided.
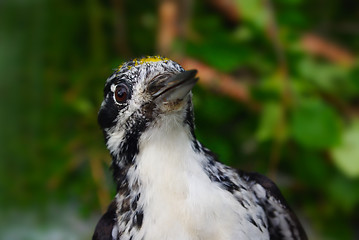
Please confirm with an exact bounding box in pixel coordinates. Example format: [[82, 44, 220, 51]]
[[98, 104, 119, 129]]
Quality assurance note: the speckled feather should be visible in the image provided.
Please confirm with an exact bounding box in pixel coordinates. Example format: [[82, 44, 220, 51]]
[[93, 56, 307, 240]]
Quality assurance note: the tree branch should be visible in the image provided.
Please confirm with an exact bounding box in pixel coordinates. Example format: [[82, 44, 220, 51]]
[[178, 57, 259, 110], [301, 33, 355, 66]]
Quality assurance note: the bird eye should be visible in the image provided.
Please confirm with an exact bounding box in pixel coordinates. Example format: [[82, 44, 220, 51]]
[[114, 84, 129, 103]]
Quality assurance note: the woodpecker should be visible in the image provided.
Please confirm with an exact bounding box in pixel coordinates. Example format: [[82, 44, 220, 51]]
[[93, 56, 307, 240]]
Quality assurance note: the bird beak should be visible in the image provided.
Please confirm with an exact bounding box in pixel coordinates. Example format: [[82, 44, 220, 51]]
[[150, 70, 198, 103]]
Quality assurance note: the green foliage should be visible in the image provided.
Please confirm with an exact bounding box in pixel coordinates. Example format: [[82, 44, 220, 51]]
[[297, 57, 357, 97], [256, 101, 286, 142], [1, 0, 359, 239], [291, 98, 341, 149], [235, 0, 269, 29], [331, 120, 359, 177]]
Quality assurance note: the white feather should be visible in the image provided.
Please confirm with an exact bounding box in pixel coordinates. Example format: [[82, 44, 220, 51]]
[[127, 112, 269, 240]]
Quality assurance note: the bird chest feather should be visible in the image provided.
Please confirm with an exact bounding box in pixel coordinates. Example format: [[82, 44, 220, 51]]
[[115, 116, 269, 240]]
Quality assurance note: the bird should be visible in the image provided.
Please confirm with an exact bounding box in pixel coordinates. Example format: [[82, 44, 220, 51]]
[[93, 56, 307, 240]]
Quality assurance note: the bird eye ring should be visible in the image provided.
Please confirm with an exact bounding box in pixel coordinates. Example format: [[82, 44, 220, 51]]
[[114, 84, 129, 103]]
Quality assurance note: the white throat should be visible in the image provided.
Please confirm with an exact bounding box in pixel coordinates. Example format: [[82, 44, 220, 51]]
[[125, 113, 268, 240]]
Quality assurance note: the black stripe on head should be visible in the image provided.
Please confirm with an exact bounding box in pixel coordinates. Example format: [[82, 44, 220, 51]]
[[99, 76, 133, 130]]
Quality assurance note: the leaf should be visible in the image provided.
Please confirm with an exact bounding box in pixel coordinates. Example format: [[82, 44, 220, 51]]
[[194, 91, 238, 124], [297, 58, 355, 97], [187, 38, 250, 72], [293, 152, 331, 188], [73, 98, 93, 114], [331, 120, 359, 178], [327, 175, 359, 212], [256, 102, 286, 142], [290, 99, 341, 149], [235, 0, 269, 30], [277, 0, 303, 4]]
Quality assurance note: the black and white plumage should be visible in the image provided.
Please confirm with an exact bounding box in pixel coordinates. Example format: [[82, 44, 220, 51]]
[[93, 56, 307, 240]]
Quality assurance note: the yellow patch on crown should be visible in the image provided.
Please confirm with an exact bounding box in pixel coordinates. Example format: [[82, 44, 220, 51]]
[[134, 56, 169, 66], [117, 56, 169, 71]]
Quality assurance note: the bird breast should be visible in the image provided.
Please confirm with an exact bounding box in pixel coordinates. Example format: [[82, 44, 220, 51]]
[[126, 118, 269, 240]]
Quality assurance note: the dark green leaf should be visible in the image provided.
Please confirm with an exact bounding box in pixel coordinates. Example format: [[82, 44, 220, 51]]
[[290, 99, 341, 149]]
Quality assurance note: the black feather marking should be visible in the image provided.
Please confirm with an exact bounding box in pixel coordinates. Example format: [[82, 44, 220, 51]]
[[238, 198, 248, 210], [247, 215, 262, 232], [98, 100, 120, 129], [131, 199, 137, 211], [286, 215, 299, 240], [184, 99, 196, 136], [133, 210, 144, 229], [241, 171, 308, 240], [111, 111, 150, 188], [257, 213, 267, 229], [131, 194, 140, 211], [116, 176, 129, 195], [123, 212, 131, 224], [119, 197, 131, 214], [92, 201, 117, 240]]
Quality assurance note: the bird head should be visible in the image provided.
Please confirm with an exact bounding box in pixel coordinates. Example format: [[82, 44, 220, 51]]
[[98, 56, 198, 159]]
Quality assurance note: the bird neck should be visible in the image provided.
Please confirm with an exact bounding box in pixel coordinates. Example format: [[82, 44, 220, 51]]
[[110, 104, 198, 191], [110, 113, 247, 240], [109, 109, 205, 238], [136, 111, 199, 178]]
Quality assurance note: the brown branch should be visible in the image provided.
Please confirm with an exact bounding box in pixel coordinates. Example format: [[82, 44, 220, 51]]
[[177, 57, 259, 110], [112, 0, 131, 56], [157, 0, 178, 56], [263, 0, 289, 179], [206, 0, 240, 25], [264, 0, 290, 99], [157, 0, 193, 56], [320, 91, 359, 118], [301, 33, 355, 66]]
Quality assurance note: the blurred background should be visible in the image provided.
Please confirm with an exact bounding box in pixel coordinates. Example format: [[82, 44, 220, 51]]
[[1, 0, 359, 239]]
